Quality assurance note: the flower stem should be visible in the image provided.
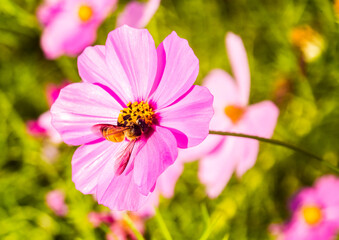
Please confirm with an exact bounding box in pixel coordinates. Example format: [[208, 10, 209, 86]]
[[209, 131, 339, 174], [155, 208, 173, 240]]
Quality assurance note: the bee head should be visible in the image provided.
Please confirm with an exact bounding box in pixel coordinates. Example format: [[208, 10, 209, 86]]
[[136, 118, 149, 133]]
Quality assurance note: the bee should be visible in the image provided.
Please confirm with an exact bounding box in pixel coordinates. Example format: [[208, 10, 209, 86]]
[[92, 119, 149, 175]]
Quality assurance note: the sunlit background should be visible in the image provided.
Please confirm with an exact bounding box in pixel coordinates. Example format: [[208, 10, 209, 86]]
[[0, 0, 339, 239]]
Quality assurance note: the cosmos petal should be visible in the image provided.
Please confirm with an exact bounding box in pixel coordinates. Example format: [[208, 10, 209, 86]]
[[105, 25, 157, 101], [315, 175, 339, 206], [78, 45, 131, 104], [51, 83, 121, 145], [150, 31, 199, 108], [233, 101, 278, 176], [133, 126, 178, 195], [136, 190, 159, 217], [199, 136, 239, 198], [116, 0, 160, 28], [203, 69, 240, 131], [242, 100, 279, 138], [156, 160, 184, 198], [72, 140, 120, 194], [96, 141, 150, 211], [157, 85, 213, 148], [176, 134, 225, 163], [97, 172, 150, 211], [226, 32, 250, 106], [37, 0, 64, 26], [289, 187, 318, 211], [233, 133, 259, 177]]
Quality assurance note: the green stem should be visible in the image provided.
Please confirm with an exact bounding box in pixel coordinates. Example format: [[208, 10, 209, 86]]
[[209, 130, 339, 174], [155, 208, 173, 240]]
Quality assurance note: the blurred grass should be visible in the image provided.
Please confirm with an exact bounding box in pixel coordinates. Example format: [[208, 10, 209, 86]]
[[0, 0, 339, 239]]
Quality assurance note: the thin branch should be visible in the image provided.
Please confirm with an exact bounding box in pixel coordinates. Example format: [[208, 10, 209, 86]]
[[209, 131, 339, 174]]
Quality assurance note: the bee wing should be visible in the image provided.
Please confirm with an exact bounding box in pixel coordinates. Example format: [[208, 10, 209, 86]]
[[114, 139, 136, 175], [91, 124, 127, 138]]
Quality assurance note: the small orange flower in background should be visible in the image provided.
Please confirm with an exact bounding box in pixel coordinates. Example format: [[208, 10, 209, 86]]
[[290, 25, 325, 62], [334, 0, 339, 19]]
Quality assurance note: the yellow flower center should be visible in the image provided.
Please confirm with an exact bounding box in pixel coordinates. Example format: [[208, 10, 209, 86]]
[[118, 101, 154, 128], [302, 205, 322, 226], [224, 105, 244, 124], [78, 5, 93, 22]]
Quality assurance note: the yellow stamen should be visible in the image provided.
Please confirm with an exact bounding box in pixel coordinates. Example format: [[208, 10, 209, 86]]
[[78, 5, 93, 22], [224, 105, 244, 124], [302, 205, 322, 226], [118, 101, 154, 127]]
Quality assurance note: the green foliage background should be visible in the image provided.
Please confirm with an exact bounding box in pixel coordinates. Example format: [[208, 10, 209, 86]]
[[0, 0, 339, 239]]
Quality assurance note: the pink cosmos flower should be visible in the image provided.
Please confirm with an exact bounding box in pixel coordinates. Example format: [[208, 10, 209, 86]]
[[270, 175, 339, 240], [177, 32, 279, 198], [117, 0, 161, 28], [37, 0, 117, 59], [46, 190, 68, 216], [51, 25, 213, 211]]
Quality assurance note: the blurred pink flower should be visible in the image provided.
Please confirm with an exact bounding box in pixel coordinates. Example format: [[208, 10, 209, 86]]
[[27, 119, 48, 137], [46, 81, 70, 107], [89, 211, 145, 240], [27, 81, 69, 144], [27, 111, 62, 144], [37, 0, 117, 59], [178, 32, 279, 198], [271, 175, 339, 240], [46, 190, 68, 216], [269, 224, 284, 240], [88, 211, 114, 227], [51, 25, 213, 211], [117, 0, 161, 28], [37, 0, 65, 26]]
